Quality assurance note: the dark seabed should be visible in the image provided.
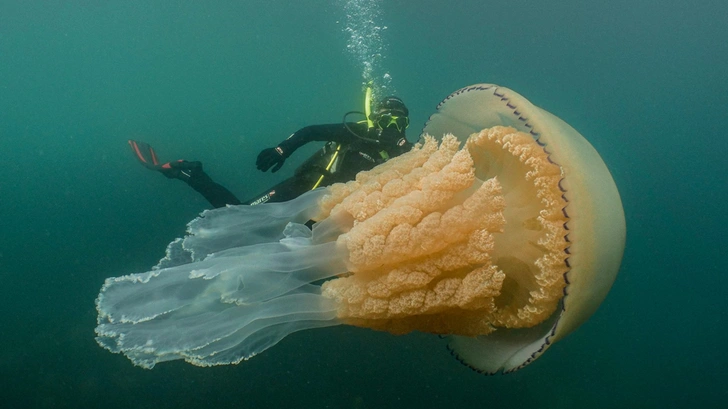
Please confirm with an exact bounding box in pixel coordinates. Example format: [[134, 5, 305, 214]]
[[1, 1, 726, 408]]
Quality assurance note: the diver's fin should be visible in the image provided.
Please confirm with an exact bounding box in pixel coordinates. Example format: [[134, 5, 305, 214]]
[[128, 140, 162, 170]]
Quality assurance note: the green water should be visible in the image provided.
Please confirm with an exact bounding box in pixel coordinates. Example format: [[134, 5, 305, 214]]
[[1, 1, 726, 408]]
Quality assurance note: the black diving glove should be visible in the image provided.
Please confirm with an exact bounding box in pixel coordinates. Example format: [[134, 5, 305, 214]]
[[256, 147, 287, 173], [159, 160, 203, 182]]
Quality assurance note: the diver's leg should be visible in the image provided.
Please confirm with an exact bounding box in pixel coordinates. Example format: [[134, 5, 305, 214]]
[[128, 140, 240, 208], [242, 176, 311, 205], [178, 163, 242, 208], [161, 160, 242, 208]]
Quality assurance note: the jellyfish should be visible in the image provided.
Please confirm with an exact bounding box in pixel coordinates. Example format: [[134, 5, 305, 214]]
[[95, 84, 626, 373]]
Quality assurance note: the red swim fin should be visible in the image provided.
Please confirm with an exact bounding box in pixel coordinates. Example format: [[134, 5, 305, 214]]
[[128, 140, 162, 170]]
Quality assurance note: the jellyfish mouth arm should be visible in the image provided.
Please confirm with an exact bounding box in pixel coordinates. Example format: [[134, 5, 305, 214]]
[[174, 188, 328, 264], [95, 189, 349, 369], [97, 239, 344, 319], [95, 238, 346, 368], [96, 290, 341, 369]]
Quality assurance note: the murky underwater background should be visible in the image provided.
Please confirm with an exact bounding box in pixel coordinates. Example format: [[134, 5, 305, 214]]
[[1, 1, 726, 408]]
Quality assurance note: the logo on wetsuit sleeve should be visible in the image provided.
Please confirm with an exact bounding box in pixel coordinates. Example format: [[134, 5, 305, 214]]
[[249, 190, 276, 206], [358, 152, 376, 163]]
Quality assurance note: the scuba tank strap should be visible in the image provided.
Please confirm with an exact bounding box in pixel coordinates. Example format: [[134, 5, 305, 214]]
[[311, 142, 343, 190]]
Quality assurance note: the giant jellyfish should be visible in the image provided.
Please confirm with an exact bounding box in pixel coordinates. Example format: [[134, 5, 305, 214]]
[[95, 84, 625, 373]]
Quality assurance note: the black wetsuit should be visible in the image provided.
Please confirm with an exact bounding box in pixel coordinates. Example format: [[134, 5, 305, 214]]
[[185, 122, 412, 208]]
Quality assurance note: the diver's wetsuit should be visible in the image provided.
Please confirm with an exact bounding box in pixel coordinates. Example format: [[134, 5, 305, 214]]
[[185, 122, 412, 208]]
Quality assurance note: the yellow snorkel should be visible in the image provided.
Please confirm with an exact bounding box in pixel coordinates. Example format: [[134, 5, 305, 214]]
[[364, 83, 374, 129], [312, 84, 376, 190], [342, 82, 380, 142]]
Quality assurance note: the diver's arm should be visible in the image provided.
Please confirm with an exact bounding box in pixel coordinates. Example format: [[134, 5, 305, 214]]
[[276, 123, 363, 155], [256, 123, 363, 173]]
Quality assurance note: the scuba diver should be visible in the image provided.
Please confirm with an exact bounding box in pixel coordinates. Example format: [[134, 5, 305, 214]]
[[129, 91, 413, 208]]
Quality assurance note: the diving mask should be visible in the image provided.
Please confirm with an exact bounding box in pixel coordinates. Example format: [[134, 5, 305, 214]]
[[372, 112, 409, 132]]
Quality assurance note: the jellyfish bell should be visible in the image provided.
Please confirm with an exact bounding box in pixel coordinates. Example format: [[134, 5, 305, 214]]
[[421, 84, 626, 373], [95, 84, 625, 373]]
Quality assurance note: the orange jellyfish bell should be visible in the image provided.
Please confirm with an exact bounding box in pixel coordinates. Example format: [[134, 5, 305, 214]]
[[418, 84, 626, 372], [95, 84, 625, 374]]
